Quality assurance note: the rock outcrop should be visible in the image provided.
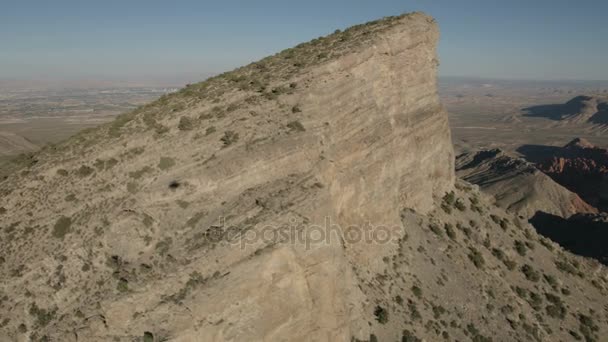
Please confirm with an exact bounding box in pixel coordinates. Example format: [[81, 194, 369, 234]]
[[456, 149, 596, 219], [535, 138, 608, 210], [1, 13, 607, 342]]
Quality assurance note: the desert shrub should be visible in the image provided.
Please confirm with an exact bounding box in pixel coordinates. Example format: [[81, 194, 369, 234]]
[[454, 199, 466, 211], [158, 157, 175, 170], [117, 278, 129, 292], [291, 105, 302, 113], [56, 169, 68, 176], [441, 191, 456, 213], [468, 247, 485, 269], [527, 291, 543, 311], [578, 313, 599, 342], [514, 240, 527, 256], [77, 165, 94, 177], [543, 274, 558, 289], [374, 306, 388, 324], [521, 264, 540, 282], [432, 305, 446, 319], [408, 300, 421, 320], [205, 126, 216, 135], [402, 330, 422, 342], [539, 237, 555, 251], [555, 259, 583, 277], [505, 259, 517, 271], [444, 223, 456, 239], [155, 124, 169, 135], [545, 293, 566, 319], [499, 218, 509, 230], [287, 120, 306, 132], [221, 131, 239, 146], [52, 216, 72, 239], [491, 248, 505, 261], [29, 303, 56, 327], [178, 116, 194, 131], [514, 286, 527, 298], [490, 214, 501, 224], [429, 223, 443, 237], [143, 332, 154, 342], [411, 285, 422, 298]]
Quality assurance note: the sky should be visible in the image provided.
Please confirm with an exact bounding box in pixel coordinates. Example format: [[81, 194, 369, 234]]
[[1, 0, 607, 82]]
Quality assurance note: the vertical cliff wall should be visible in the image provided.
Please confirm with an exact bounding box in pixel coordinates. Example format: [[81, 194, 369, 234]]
[[0, 13, 456, 341]]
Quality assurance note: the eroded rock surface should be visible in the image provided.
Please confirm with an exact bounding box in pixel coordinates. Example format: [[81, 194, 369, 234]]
[[1, 13, 607, 342]]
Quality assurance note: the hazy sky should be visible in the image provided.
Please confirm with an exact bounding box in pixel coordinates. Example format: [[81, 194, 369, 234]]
[[1, 0, 607, 82]]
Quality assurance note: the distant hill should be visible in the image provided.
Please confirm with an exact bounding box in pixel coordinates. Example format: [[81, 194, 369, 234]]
[[520, 138, 608, 210], [456, 148, 596, 219], [523, 95, 608, 126], [0, 131, 37, 157]]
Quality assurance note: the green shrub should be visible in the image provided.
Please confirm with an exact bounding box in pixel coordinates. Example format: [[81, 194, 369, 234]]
[[205, 126, 216, 135], [468, 247, 485, 269], [521, 264, 540, 282], [545, 293, 566, 319], [52, 216, 72, 239], [491, 248, 505, 261], [429, 223, 443, 237], [29, 303, 56, 327], [514, 240, 527, 256], [178, 116, 194, 131], [454, 199, 466, 211], [411, 285, 422, 298], [143, 332, 154, 342], [287, 120, 306, 132], [221, 131, 239, 146], [158, 157, 176, 170], [117, 278, 129, 293], [402, 330, 422, 342], [374, 305, 388, 324], [445, 223, 456, 239], [77, 165, 94, 177]]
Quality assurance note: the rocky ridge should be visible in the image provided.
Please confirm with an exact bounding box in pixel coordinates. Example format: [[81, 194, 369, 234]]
[[0, 12, 607, 342]]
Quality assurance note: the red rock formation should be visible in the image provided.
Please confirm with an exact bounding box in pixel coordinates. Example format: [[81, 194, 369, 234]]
[[537, 138, 608, 210]]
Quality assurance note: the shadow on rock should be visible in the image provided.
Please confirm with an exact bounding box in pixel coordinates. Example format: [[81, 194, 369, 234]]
[[529, 211, 608, 265]]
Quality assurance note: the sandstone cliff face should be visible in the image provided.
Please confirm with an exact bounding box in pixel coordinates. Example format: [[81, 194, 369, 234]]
[[0, 13, 453, 341], [2, 13, 608, 342]]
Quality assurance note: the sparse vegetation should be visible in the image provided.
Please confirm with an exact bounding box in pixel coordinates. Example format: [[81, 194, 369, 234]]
[[373, 305, 388, 324], [468, 247, 485, 269], [77, 165, 94, 177], [514, 240, 527, 256], [52, 216, 72, 239], [521, 264, 540, 282], [287, 120, 306, 132], [158, 157, 176, 170], [178, 116, 194, 131], [221, 131, 239, 146]]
